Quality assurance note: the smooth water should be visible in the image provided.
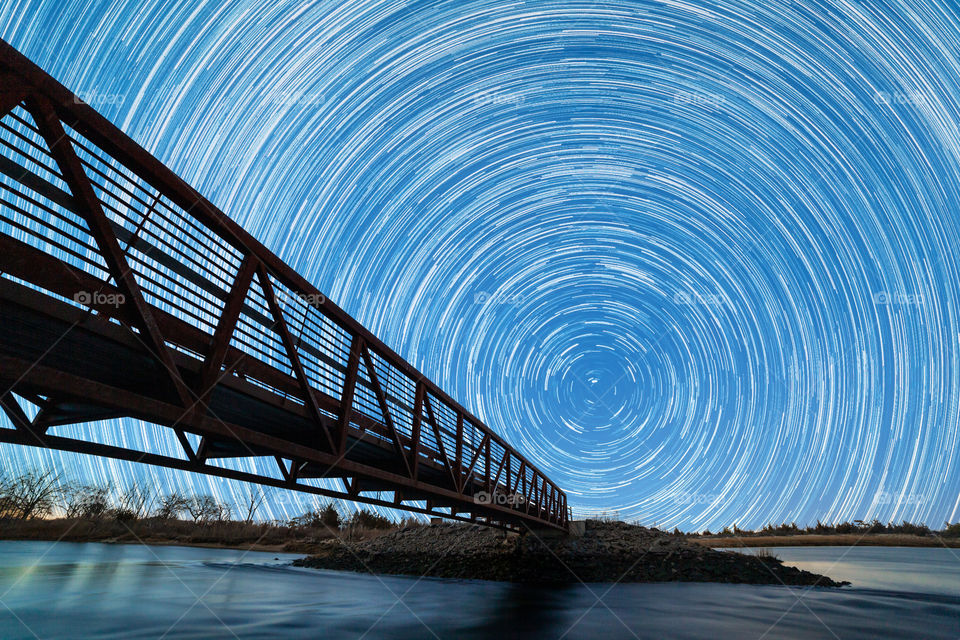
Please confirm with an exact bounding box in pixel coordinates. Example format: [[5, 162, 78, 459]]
[[0, 541, 957, 639], [730, 545, 960, 597]]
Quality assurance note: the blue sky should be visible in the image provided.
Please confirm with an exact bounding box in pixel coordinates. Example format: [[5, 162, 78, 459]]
[[2, 0, 959, 530]]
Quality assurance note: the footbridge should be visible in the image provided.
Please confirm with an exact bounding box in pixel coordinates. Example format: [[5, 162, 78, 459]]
[[0, 40, 567, 530]]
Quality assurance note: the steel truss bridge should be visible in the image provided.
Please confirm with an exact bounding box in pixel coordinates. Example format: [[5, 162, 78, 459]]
[[0, 40, 567, 531]]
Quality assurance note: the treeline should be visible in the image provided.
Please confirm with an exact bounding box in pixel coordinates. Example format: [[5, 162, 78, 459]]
[[687, 520, 960, 538], [0, 469, 414, 538]]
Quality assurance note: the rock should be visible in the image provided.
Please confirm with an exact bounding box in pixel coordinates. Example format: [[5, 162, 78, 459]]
[[292, 520, 849, 587]]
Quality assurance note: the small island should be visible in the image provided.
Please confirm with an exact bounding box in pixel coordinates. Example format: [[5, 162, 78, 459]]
[[293, 519, 848, 586]]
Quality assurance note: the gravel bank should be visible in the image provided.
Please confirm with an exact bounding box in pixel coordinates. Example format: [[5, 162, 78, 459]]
[[293, 520, 848, 586]]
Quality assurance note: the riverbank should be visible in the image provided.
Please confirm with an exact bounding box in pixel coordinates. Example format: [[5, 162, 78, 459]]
[[0, 516, 386, 554], [694, 533, 960, 548], [294, 520, 849, 586]]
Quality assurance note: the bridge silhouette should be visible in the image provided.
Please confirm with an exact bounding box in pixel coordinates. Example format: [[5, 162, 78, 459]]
[[0, 40, 567, 531]]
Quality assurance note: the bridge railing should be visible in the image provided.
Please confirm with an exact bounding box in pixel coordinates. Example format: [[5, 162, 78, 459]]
[[0, 39, 567, 529]]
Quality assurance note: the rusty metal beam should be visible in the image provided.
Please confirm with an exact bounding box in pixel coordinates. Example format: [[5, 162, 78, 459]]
[[0, 393, 38, 433], [336, 334, 362, 456], [0, 70, 26, 117], [0, 353, 560, 528], [196, 255, 257, 406], [361, 344, 412, 478], [462, 432, 489, 489], [423, 393, 458, 490], [258, 265, 336, 453], [0, 427, 511, 529]]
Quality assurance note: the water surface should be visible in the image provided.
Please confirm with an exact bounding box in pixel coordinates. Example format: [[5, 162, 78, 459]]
[[731, 544, 960, 596], [0, 541, 957, 639]]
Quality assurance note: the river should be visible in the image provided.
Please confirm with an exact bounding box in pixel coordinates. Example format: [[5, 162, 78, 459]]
[[0, 541, 956, 638]]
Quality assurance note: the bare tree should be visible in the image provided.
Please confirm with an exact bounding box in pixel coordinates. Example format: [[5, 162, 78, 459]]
[[0, 470, 64, 519], [217, 502, 233, 522], [114, 481, 153, 520], [186, 495, 220, 523], [62, 483, 112, 519], [156, 492, 189, 520], [242, 487, 266, 523], [0, 474, 19, 518]]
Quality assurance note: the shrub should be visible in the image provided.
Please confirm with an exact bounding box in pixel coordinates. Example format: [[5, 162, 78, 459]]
[[319, 503, 341, 529], [63, 484, 111, 519], [349, 509, 393, 529], [111, 508, 137, 522], [289, 504, 341, 530]]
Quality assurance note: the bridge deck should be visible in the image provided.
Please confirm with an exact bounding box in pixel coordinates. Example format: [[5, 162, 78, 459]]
[[0, 39, 567, 530]]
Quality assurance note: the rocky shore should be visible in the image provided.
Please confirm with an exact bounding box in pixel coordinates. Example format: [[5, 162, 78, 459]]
[[293, 519, 848, 586]]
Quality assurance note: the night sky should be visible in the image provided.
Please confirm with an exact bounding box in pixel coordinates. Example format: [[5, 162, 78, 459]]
[[2, 0, 959, 531]]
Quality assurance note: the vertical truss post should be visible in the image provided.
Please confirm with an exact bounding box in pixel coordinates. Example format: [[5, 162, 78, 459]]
[[409, 381, 424, 480], [336, 334, 363, 456], [454, 412, 464, 491], [484, 436, 491, 494]]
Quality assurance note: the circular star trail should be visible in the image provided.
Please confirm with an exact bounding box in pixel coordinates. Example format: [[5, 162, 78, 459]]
[[2, 0, 960, 529]]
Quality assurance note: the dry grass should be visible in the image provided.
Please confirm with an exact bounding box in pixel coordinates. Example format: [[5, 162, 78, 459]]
[[693, 533, 960, 548], [0, 516, 402, 553]]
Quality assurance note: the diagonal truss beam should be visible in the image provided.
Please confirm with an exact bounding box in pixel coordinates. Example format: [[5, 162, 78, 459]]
[[335, 334, 362, 456], [361, 344, 413, 478], [423, 393, 459, 489], [26, 96, 193, 410], [195, 255, 257, 408], [258, 265, 337, 453]]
